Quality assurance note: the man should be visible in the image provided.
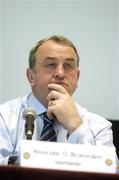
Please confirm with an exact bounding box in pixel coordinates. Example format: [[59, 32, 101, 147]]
[[0, 35, 116, 165]]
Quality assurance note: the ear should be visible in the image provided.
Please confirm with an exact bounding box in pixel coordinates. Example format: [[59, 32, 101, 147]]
[[26, 68, 35, 86], [77, 69, 80, 80], [76, 69, 80, 88]]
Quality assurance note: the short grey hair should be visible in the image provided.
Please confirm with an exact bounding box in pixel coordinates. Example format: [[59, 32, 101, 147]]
[[29, 35, 80, 70]]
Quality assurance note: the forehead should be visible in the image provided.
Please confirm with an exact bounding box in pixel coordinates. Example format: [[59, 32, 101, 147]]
[[35, 40, 77, 60]]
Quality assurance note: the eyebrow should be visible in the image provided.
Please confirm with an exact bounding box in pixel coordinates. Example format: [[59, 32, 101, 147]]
[[44, 57, 56, 61], [44, 57, 76, 62]]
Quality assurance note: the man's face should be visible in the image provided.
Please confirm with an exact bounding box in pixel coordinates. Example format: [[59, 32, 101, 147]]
[[27, 40, 80, 107]]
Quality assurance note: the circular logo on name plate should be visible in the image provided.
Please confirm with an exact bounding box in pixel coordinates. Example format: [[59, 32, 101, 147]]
[[105, 159, 113, 166], [23, 152, 31, 160]]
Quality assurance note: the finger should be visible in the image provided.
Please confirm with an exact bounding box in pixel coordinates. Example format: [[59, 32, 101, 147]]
[[47, 90, 62, 102], [48, 100, 56, 106], [48, 83, 67, 94], [48, 101, 53, 106], [47, 106, 56, 119]]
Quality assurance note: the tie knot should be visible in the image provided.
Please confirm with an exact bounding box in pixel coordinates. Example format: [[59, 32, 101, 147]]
[[42, 112, 54, 126], [40, 112, 57, 141]]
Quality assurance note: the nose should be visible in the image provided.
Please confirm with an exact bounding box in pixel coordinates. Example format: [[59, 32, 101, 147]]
[[53, 64, 65, 79]]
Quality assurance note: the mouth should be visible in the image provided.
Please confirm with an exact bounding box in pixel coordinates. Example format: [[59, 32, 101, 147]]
[[54, 82, 68, 88], [47, 82, 68, 92], [48, 82, 71, 95]]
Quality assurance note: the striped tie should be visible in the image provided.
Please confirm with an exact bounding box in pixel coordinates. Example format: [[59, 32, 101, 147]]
[[40, 112, 57, 142]]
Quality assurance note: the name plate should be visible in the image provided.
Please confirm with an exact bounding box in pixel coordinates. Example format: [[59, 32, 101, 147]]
[[20, 140, 116, 174]]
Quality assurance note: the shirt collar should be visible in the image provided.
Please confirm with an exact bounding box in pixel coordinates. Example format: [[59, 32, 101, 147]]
[[27, 93, 47, 115]]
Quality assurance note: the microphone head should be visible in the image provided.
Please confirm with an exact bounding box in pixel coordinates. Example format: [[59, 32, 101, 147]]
[[23, 108, 37, 119]]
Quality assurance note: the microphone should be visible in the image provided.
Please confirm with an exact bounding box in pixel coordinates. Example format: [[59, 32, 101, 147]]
[[23, 108, 37, 140]]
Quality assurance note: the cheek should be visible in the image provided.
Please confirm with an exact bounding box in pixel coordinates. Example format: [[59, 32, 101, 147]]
[[67, 73, 78, 93], [34, 75, 50, 89], [68, 72, 78, 83]]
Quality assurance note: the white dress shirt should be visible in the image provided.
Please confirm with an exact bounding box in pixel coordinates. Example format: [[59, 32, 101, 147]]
[[0, 93, 115, 165]]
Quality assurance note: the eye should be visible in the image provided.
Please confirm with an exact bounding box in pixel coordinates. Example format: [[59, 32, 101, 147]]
[[64, 62, 75, 70], [46, 63, 56, 68]]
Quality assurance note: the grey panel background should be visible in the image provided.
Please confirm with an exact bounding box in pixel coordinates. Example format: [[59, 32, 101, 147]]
[[0, 0, 119, 120]]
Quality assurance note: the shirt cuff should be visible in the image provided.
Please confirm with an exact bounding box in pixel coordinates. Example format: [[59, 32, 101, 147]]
[[67, 118, 94, 144]]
